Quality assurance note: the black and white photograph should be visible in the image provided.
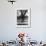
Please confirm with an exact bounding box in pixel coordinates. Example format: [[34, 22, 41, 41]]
[[16, 8, 31, 28]]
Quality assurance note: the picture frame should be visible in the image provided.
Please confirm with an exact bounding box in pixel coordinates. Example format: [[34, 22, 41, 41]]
[[16, 8, 31, 28]]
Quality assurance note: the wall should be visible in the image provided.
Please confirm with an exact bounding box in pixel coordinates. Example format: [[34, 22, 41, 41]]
[[0, 0, 46, 41]]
